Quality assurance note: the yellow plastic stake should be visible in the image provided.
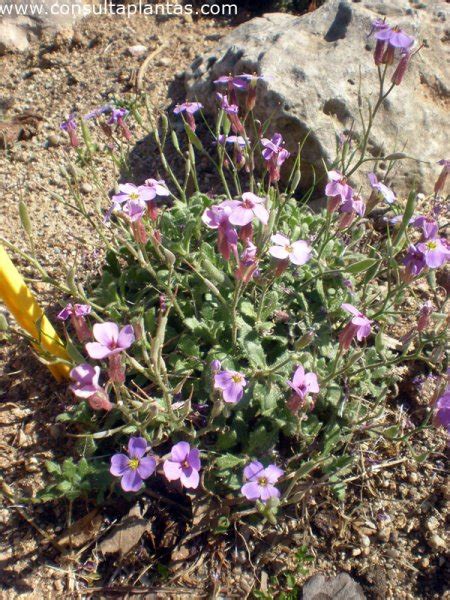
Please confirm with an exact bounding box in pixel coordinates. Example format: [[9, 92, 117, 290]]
[[0, 246, 71, 381]]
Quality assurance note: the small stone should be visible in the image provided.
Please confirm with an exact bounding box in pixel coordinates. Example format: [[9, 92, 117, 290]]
[[377, 527, 391, 543], [156, 57, 171, 67], [47, 134, 61, 147], [408, 472, 418, 484], [426, 516, 439, 532], [302, 573, 366, 600], [352, 548, 362, 556], [429, 534, 446, 550], [127, 44, 147, 57], [421, 557, 430, 568], [80, 182, 93, 194], [360, 534, 370, 548]]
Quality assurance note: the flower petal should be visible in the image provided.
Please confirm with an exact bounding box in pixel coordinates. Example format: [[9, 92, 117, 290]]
[[180, 467, 200, 489], [117, 325, 135, 350], [229, 206, 253, 226], [85, 342, 111, 360], [171, 441, 190, 463], [222, 381, 243, 403], [290, 241, 311, 265], [137, 456, 156, 479], [243, 461, 264, 481], [264, 465, 284, 484], [269, 245, 289, 260], [252, 203, 269, 225], [241, 481, 261, 500], [128, 436, 147, 458], [121, 469, 143, 492], [93, 322, 118, 347], [163, 459, 182, 481], [110, 453, 130, 476], [187, 448, 201, 471]]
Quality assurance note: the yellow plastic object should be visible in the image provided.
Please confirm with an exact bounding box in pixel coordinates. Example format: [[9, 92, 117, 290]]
[[0, 246, 71, 381]]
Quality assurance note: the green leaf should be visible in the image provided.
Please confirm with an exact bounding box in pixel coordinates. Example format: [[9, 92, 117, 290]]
[[345, 258, 379, 274], [215, 454, 245, 470]]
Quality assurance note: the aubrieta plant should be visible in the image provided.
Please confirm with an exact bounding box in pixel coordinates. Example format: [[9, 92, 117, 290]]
[[4, 19, 448, 522]]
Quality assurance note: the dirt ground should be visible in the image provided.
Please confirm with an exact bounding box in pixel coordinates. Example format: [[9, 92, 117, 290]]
[[0, 9, 449, 600]]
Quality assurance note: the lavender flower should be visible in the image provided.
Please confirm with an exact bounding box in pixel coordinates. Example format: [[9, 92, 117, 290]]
[[58, 302, 91, 342], [241, 461, 284, 503], [235, 241, 258, 283], [338, 193, 366, 229], [86, 322, 135, 359], [409, 215, 439, 240], [325, 170, 353, 212], [417, 301, 434, 332], [228, 192, 269, 227], [214, 74, 250, 90], [173, 101, 203, 131], [261, 133, 290, 183], [339, 303, 372, 350], [70, 363, 112, 411], [368, 172, 396, 205], [417, 238, 450, 269], [110, 437, 156, 492], [111, 183, 155, 223], [210, 359, 222, 372], [86, 322, 135, 383], [269, 234, 312, 265], [60, 114, 79, 147], [202, 200, 240, 261], [403, 244, 427, 278], [288, 365, 320, 400], [214, 369, 247, 403], [217, 93, 244, 134], [434, 389, 450, 443], [163, 441, 201, 489]]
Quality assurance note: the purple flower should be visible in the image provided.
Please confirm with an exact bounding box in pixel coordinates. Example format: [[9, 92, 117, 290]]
[[288, 365, 320, 399], [228, 192, 269, 227], [417, 300, 434, 332], [261, 133, 290, 183], [69, 363, 112, 411], [217, 134, 247, 147], [435, 389, 450, 442], [210, 359, 222, 372], [111, 183, 156, 222], [235, 241, 258, 283], [173, 101, 203, 115], [108, 107, 128, 125], [110, 437, 156, 492], [368, 173, 396, 204], [58, 303, 91, 343], [375, 26, 414, 49], [417, 238, 450, 269], [338, 193, 366, 228], [339, 303, 372, 350], [173, 101, 203, 132], [216, 93, 244, 134], [214, 75, 250, 90], [241, 461, 284, 503], [163, 441, 201, 489], [60, 114, 79, 147], [403, 244, 427, 277], [58, 303, 91, 320], [202, 200, 240, 261], [269, 234, 312, 265], [214, 369, 247, 403], [83, 104, 111, 120], [325, 170, 353, 212], [143, 178, 170, 198], [409, 215, 439, 240], [86, 322, 135, 360]]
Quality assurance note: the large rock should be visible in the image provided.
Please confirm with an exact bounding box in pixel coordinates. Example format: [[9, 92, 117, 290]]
[[302, 573, 366, 599], [184, 0, 449, 196], [0, 0, 84, 54]]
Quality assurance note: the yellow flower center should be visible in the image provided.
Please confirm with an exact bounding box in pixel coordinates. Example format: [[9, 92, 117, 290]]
[[285, 244, 293, 253], [129, 192, 140, 201], [128, 458, 140, 470], [232, 374, 243, 383], [258, 476, 268, 487], [426, 241, 437, 250]]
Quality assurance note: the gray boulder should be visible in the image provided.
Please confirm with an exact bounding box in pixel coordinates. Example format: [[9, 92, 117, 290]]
[[184, 0, 449, 196], [0, 0, 84, 54]]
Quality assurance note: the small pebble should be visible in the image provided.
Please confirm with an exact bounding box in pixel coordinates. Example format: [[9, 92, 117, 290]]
[[47, 134, 60, 147], [429, 534, 446, 550], [426, 516, 439, 532], [127, 44, 147, 57], [360, 534, 371, 547], [80, 182, 93, 194]]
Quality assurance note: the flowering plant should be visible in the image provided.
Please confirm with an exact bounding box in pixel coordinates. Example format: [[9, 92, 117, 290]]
[[4, 19, 448, 528]]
